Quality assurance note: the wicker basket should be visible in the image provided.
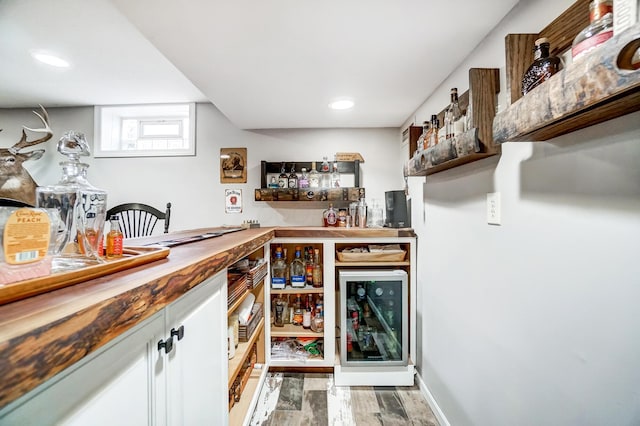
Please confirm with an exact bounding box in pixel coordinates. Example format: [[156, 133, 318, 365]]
[[238, 303, 263, 341], [336, 250, 406, 262]]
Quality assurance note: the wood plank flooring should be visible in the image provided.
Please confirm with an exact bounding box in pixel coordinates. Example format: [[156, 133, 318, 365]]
[[249, 373, 439, 426]]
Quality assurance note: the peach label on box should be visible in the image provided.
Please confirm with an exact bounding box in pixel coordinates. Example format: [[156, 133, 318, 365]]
[[3, 208, 51, 265]]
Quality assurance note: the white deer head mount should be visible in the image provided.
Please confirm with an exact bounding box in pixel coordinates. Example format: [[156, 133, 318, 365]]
[[0, 105, 53, 206]]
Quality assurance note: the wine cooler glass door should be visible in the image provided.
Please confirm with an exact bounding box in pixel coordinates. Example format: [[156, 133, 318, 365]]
[[339, 270, 408, 367]]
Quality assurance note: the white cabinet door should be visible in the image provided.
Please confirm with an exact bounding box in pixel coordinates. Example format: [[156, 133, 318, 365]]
[[165, 270, 228, 426], [0, 312, 165, 426]]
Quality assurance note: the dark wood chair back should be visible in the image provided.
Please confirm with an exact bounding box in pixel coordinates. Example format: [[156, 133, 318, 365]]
[[106, 202, 171, 238], [0, 198, 33, 207]]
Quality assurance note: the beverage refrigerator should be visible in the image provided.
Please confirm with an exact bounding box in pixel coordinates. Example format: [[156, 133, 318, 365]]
[[338, 269, 408, 367]]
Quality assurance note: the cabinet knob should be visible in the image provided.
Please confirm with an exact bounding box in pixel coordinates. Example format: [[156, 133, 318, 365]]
[[171, 325, 184, 341], [158, 337, 173, 354]]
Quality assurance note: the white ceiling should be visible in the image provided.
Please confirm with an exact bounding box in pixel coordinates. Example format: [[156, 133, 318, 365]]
[[1, 0, 519, 130]]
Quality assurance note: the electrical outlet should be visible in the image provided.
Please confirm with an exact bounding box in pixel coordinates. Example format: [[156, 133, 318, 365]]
[[487, 192, 501, 225]]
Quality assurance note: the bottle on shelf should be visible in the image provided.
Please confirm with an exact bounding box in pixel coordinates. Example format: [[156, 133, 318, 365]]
[[312, 248, 323, 287], [106, 215, 123, 259], [289, 246, 306, 287], [427, 115, 439, 149], [283, 247, 290, 284], [271, 247, 287, 289], [278, 163, 288, 188], [571, 0, 613, 61], [309, 161, 320, 188], [268, 176, 279, 188], [320, 156, 331, 188], [323, 203, 338, 227], [273, 297, 285, 327], [444, 88, 464, 140], [521, 38, 561, 95], [305, 247, 314, 286], [418, 120, 430, 152], [288, 163, 298, 188], [331, 155, 341, 187], [299, 168, 309, 188], [292, 294, 303, 325]]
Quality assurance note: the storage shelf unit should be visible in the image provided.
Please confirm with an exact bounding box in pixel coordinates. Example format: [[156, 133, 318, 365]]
[[493, 0, 640, 143], [255, 160, 364, 203], [406, 68, 501, 176]]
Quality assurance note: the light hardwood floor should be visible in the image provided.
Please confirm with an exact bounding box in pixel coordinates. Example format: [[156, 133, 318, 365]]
[[249, 372, 439, 426]]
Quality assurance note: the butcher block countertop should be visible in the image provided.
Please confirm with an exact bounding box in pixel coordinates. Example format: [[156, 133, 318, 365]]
[[0, 226, 274, 409], [0, 225, 415, 409]]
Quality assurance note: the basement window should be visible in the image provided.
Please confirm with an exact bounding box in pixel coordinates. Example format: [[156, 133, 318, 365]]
[[94, 103, 196, 157]]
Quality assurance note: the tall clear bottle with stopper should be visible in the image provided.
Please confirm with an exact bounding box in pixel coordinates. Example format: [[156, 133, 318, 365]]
[[36, 131, 107, 263]]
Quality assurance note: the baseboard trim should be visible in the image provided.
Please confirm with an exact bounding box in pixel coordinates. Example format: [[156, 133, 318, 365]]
[[415, 372, 450, 426]]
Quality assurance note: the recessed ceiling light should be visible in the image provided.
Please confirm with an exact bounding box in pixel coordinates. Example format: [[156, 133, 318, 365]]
[[329, 99, 354, 110], [31, 51, 71, 68]]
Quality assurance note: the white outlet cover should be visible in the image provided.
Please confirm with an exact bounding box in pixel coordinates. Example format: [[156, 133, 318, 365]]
[[487, 192, 501, 225]]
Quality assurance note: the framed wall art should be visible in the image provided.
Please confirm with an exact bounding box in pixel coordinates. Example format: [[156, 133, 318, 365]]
[[220, 148, 247, 183]]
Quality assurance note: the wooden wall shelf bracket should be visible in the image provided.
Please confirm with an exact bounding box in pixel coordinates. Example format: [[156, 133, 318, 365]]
[[494, 23, 640, 143], [406, 68, 500, 176]]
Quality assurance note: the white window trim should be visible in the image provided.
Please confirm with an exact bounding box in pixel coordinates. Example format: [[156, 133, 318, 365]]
[[93, 103, 196, 158]]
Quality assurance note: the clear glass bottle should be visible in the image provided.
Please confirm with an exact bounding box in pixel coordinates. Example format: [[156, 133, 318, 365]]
[[289, 246, 306, 287], [572, 0, 613, 61], [106, 215, 123, 259], [331, 156, 341, 188], [292, 294, 303, 325], [273, 297, 285, 327], [271, 247, 287, 289], [308, 161, 320, 188], [445, 88, 463, 140], [36, 131, 107, 263], [417, 120, 430, 152], [288, 163, 298, 188], [278, 163, 288, 188], [320, 156, 331, 188], [298, 168, 309, 188], [427, 115, 439, 149], [522, 38, 561, 95]]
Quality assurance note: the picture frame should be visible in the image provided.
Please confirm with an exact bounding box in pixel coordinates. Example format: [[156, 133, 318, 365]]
[[220, 148, 247, 183]]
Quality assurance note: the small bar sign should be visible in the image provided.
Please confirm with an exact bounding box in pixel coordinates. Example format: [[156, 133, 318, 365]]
[[225, 189, 242, 213]]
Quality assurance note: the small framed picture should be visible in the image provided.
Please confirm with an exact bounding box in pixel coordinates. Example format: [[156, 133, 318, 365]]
[[225, 189, 243, 214], [220, 148, 247, 183]]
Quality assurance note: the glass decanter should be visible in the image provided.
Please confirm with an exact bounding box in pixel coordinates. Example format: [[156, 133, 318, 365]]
[[36, 131, 107, 265]]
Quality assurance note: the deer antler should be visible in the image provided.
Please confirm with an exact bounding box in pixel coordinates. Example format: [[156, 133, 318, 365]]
[[9, 105, 53, 154]]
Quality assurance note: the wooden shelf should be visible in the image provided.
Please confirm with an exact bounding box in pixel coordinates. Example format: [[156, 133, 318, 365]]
[[271, 285, 325, 294], [270, 323, 324, 338], [228, 318, 264, 388], [494, 0, 640, 143], [335, 261, 410, 267], [228, 368, 264, 423], [406, 68, 501, 176], [255, 187, 364, 202]]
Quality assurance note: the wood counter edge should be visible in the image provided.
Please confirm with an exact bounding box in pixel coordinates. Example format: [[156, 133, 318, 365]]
[[0, 227, 274, 410]]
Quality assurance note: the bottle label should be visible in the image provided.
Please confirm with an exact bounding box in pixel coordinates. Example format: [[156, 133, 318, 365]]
[[3, 208, 51, 265], [278, 177, 287, 188], [272, 276, 286, 286], [288, 178, 298, 188], [572, 30, 613, 59], [291, 275, 305, 286], [327, 211, 337, 226]]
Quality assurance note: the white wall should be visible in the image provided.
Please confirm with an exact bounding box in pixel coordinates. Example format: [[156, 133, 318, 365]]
[[406, 0, 640, 425], [0, 104, 403, 232]]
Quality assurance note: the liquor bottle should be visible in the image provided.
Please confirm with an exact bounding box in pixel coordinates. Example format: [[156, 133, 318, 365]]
[[323, 203, 338, 227], [305, 247, 314, 286], [309, 161, 320, 188], [289, 246, 306, 287], [268, 176, 279, 188], [312, 248, 323, 287], [106, 215, 123, 259], [298, 168, 309, 188], [331, 155, 341, 187], [427, 115, 439, 149], [572, 0, 613, 61], [521, 38, 561, 95], [288, 163, 298, 188], [417, 120, 430, 152], [444, 88, 463, 140], [273, 297, 285, 327], [292, 294, 303, 325], [271, 247, 287, 289], [320, 156, 331, 188], [278, 163, 288, 188]]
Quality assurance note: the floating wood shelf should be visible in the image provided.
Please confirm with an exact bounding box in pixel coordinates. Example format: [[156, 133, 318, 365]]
[[256, 159, 364, 202], [406, 68, 501, 176], [494, 0, 640, 143]]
